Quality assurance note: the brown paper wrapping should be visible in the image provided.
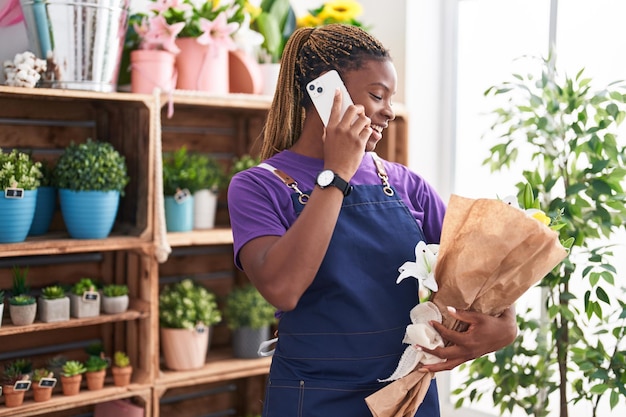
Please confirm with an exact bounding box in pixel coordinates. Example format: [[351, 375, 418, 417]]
[[366, 194, 568, 417]]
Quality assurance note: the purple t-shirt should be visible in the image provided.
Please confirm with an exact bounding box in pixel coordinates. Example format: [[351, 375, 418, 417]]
[[227, 151, 447, 269]]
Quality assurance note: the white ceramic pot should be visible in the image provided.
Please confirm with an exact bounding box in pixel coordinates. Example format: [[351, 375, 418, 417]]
[[38, 297, 70, 323], [259, 63, 280, 97], [0, 302, 4, 328], [9, 303, 37, 326], [102, 295, 129, 314], [193, 189, 218, 230], [69, 293, 100, 318]]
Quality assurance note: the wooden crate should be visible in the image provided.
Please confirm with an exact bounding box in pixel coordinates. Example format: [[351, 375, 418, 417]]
[[0, 86, 156, 256]]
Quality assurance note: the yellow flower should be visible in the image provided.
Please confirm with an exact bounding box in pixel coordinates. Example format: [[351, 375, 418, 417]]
[[318, 0, 363, 23], [297, 13, 323, 28], [530, 210, 551, 226]]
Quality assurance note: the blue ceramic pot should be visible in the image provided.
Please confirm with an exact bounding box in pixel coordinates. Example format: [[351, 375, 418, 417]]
[[0, 189, 38, 243], [164, 195, 194, 232], [28, 186, 57, 236], [59, 189, 120, 239]]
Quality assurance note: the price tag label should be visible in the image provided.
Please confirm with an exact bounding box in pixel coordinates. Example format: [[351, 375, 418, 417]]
[[38, 378, 57, 388], [174, 188, 191, 204], [83, 290, 100, 302], [5, 187, 24, 199], [13, 380, 31, 391]]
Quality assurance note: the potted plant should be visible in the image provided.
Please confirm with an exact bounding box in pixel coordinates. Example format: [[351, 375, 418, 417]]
[[28, 159, 57, 236], [38, 285, 70, 323], [101, 283, 129, 314], [32, 368, 56, 402], [111, 351, 133, 387], [162, 146, 199, 232], [0, 147, 42, 243], [69, 277, 101, 318], [455, 55, 626, 416], [159, 278, 222, 370], [249, 0, 296, 95], [53, 139, 130, 239], [9, 266, 37, 326], [1, 361, 31, 407], [60, 360, 86, 396], [84, 354, 109, 391], [224, 283, 276, 358], [191, 152, 227, 230]]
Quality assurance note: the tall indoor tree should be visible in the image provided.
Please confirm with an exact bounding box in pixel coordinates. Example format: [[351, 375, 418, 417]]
[[454, 54, 626, 417]]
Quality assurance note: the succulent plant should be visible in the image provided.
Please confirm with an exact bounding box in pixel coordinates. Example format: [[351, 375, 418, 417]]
[[102, 284, 128, 297], [11, 266, 30, 297], [32, 368, 53, 382], [113, 351, 130, 368], [61, 360, 86, 377], [9, 294, 36, 306], [84, 355, 109, 372], [41, 285, 66, 299], [71, 278, 98, 296]]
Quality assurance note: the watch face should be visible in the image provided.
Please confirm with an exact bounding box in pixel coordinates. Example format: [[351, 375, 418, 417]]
[[317, 170, 335, 187]]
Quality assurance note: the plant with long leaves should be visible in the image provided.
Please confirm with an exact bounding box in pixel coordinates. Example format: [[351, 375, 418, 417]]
[[454, 54, 626, 417]]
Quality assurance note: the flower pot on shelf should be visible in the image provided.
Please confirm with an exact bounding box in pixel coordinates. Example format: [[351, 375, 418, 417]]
[[160, 326, 210, 371], [258, 62, 280, 97], [9, 298, 37, 326], [38, 296, 70, 323], [175, 38, 229, 93], [33, 383, 54, 402], [32, 368, 56, 402], [69, 293, 100, 318], [102, 294, 129, 314], [130, 49, 177, 94], [85, 369, 106, 391], [112, 365, 133, 387], [193, 189, 218, 230], [60, 374, 82, 396], [2, 385, 26, 407], [59, 189, 120, 239], [232, 326, 271, 359], [0, 189, 38, 243], [164, 194, 194, 232], [28, 185, 57, 236]]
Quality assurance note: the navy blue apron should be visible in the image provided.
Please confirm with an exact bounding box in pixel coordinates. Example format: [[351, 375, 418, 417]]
[[261, 155, 440, 417]]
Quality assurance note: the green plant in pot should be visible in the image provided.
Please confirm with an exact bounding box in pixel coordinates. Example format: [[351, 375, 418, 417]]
[[190, 152, 227, 230], [454, 54, 626, 417], [69, 277, 100, 319], [0, 147, 42, 243], [224, 283, 276, 359], [53, 139, 130, 239], [9, 266, 37, 326], [84, 354, 109, 391], [1, 360, 31, 407], [60, 360, 86, 396], [32, 368, 55, 402], [162, 146, 208, 232], [159, 278, 222, 371], [29, 159, 57, 236], [101, 283, 129, 314], [38, 284, 70, 323], [111, 351, 133, 387]]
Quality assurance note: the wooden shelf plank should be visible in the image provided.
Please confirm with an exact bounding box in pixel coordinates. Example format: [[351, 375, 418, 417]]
[[0, 302, 148, 337], [166, 228, 234, 247], [155, 348, 271, 392], [0, 234, 153, 258], [0, 385, 151, 417]]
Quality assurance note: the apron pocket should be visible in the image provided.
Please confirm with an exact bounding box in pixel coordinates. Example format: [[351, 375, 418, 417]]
[[264, 378, 382, 417]]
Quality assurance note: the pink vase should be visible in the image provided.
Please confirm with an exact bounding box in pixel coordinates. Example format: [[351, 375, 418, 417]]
[[130, 50, 176, 94], [175, 37, 229, 93]]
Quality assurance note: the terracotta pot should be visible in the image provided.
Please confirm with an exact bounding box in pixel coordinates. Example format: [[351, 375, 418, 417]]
[[61, 374, 82, 396], [86, 370, 106, 390], [2, 385, 25, 407], [130, 49, 176, 94], [33, 385, 53, 402], [160, 327, 210, 371], [175, 38, 229, 93], [111, 365, 133, 387]]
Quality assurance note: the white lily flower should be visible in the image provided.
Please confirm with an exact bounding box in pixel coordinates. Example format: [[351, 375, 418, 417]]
[[396, 241, 440, 292]]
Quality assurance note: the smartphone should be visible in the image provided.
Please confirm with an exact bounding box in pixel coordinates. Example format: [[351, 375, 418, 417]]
[[306, 70, 354, 127]]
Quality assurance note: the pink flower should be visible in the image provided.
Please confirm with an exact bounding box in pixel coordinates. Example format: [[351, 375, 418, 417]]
[[149, 0, 191, 14], [136, 15, 185, 54], [196, 12, 239, 51]]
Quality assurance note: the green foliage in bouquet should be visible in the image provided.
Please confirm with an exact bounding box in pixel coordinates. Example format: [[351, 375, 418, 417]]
[[455, 54, 626, 417]]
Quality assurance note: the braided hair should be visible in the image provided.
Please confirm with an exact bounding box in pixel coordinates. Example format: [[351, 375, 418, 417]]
[[259, 23, 391, 160]]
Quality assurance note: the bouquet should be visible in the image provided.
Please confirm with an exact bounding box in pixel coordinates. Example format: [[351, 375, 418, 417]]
[[365, 187, 569, 417]]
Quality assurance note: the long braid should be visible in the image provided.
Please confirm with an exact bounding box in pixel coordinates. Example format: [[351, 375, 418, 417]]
[[259, 24, 391, 160]]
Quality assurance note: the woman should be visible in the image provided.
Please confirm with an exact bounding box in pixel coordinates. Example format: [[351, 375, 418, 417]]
[[227, 24, 517, 417]]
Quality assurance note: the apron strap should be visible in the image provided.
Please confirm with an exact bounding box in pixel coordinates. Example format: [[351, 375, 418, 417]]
[[370, 153, 395, 196], [258, 163, 310, 204]]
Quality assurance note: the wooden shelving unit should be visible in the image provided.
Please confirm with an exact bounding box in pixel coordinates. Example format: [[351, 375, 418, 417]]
[[0, 86, 409, 417]]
